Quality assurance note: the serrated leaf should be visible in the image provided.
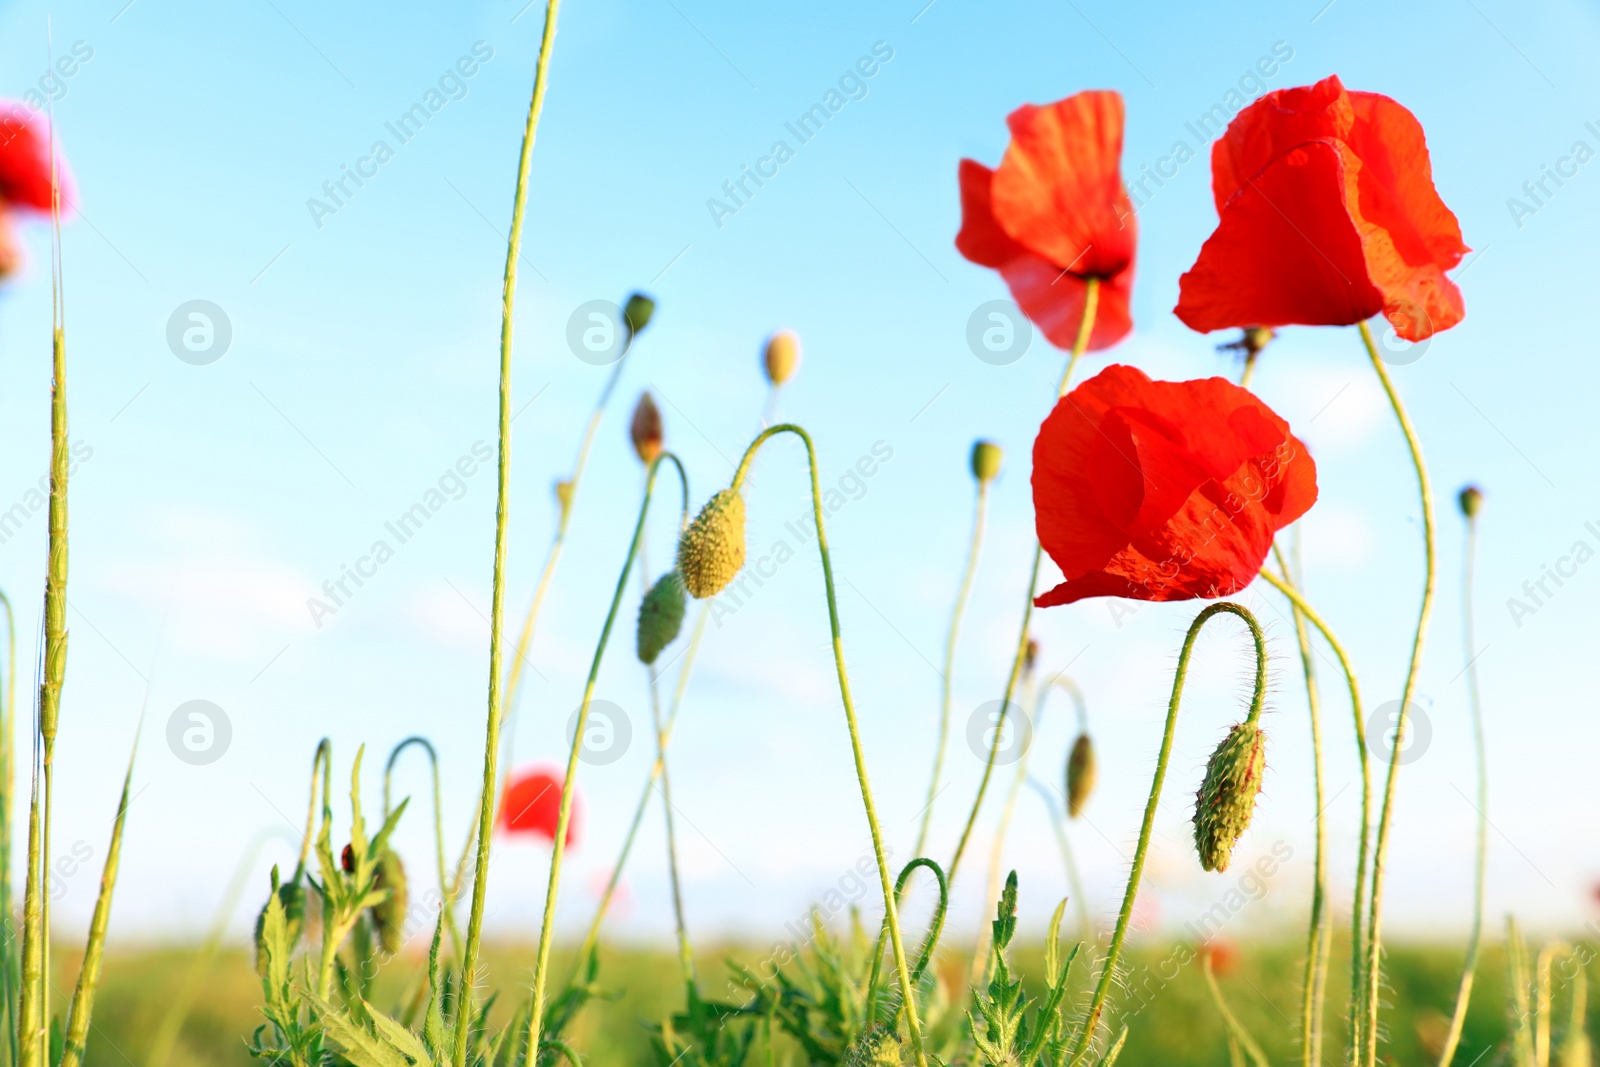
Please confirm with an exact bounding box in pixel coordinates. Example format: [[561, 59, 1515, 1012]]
[[307, 994, 416, 1067]]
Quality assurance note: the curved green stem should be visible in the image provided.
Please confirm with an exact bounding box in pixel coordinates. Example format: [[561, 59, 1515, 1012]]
[[452, 2, 563, 1059], [1024, 777, 1091, 942], [1070, 602, 1268, 1064], [1204, 954, 1270, 1067], [913, 480, 989, 862], [948, 276, 1099, 887], [728, 424, 928, 1067], [384, 737, 460, 958], [526, 452, 688, 1053], [295, 739, 333, 882], [864, 858, 949, 1025], [1359, 321, 1438, 1067], [1435, 510, 1488, 1067]]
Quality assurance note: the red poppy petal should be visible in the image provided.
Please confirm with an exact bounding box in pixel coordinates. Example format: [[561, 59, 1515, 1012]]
[[999, 255, 1133, 351], [0, 106, 63, 212], [1345, 91, 1469, 272], [956, 159, 1028, 268], [1211, 75, 1353, 212], [1175, 140, 1384, 334], [991, 91, 1136, 278]]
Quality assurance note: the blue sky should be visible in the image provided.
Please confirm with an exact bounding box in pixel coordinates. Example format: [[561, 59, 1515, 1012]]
[[0, 0, 1597, 953]]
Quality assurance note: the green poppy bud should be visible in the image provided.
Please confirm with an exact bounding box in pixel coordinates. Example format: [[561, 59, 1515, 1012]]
[[970, 440, 1003, 484], [1193, 721, 1267, 873], [1458, 485, 1483, 519], [637, 572, 687, 665], [630, 392, 663, 466], [371, 848, 409, 955], [1066, 732, 1096, 818], [623, 292, 656, 335], [677, 489, 747, 599], [763, 330, 801, 386]]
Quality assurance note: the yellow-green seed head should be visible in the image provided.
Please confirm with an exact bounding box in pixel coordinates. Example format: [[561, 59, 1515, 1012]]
[[371, 847, 409, 955], [846, 1028, 905, 1067], [763, 330, 801, 386], [1193, 721, 1266, 873], [970, 439, 1003, 484], [677, 489, 747, 598], [1066, 732, 1096, 818], [637, 572, 687, 664], [623, 291, 656, 335], [1458, 484, 1484, 519], [253, 879, 306, 976]]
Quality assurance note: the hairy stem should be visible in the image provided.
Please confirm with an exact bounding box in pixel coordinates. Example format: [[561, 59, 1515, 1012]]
[[384, 737, 461, 958]]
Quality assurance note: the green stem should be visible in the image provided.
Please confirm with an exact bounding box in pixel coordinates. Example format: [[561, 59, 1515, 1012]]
[[452, 1, 563, 1059], [728, 425, 928, 1067], [295, 739, 332, 882], [1434, 510, 1487, 1067], [913, 479, 989, 862], [948, 276, 1098, 887], [0, 588, 15, 1067], [384, 737, 461, 959], [864, 858, 949, 1025], [1358, 320, 1438, 1067], [1024, 777, 1091, 943], [1070, 602, 1268, 1064], [1204, 955, 1270, 1067], [526, 452, 688, 1053], [648, 659, 695, 991]]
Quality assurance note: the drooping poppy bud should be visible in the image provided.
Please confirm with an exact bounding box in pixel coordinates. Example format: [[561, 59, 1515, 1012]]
[[637, 572, 687, 665], [630, 392, 664, 466], [623, 292, 656, 335], [371, 847, 409, 955], [1066, 732, 1096, 818], [1193, 722, 1267, 873], [677, 489, 747, 599], [1023, 638, 1039, 675], [763, 330, 801, 386], [253, 878, 306, 976], [1458, 485, 1484, 519], [970, 440, 1003, 484]]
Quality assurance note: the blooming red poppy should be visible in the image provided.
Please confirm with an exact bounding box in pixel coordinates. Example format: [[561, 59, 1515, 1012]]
[[1032, 364, 1316, 606], [499, 767, 578, 847], [1174, 75, 1467, 342], [957, 90, 1136, 350]]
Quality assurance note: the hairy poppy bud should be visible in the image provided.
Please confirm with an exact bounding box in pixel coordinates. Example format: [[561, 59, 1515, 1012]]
[[1193, 722, 1266, 873], [623, 292, 655, 335], [677, 489, 746, 598], [253, 879, 306, 976], [630, 392, 663, 466], [1066, 732, 1096, 818], [1458, 485, 1483, 519], [763, 330, 801, 386], [371, 847, 409, 955], [637, 572, 687, 665], [850, 1029, 905, 1067], [970, 440, 1003, 484]]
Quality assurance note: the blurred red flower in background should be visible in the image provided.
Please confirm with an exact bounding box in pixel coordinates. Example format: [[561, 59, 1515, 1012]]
[[1200, 939, 1239, 977], [957, 90, 1136, 350], [499, 767, 578, 847], [1032, 364, 1316, 607], [0, 104, 69, 278], [1174, 75, 1466, 342]]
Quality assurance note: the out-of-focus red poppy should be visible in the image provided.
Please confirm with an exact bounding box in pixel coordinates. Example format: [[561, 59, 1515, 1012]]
[[957, 90, 1136, 350], [1200, 939, 1239, 977], [498, 767, 578, 847], [1175, 75, 1466, 343], [0, 105, 63, 213], [1032, 364, 1317, 606]]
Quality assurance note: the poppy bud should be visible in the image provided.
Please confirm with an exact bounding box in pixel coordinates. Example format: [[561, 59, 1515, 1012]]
[[1193, 722, 1266, 873], [370, 847, 409, 955], [253, 879, 306, 976], [1066, 732, 1096, 818], [763, 330, 801, 386], [623, 292, 655, 335], [970, 440, 1003, 484], [1023, 638, 1039, 675], [676, 489, 746, 599], [637, 572, 687, 665], [852, 1029, 905, 1067], [630, 392, 663, 466], [1458, 485, 1484, 519], [554, 479, 574, 519]]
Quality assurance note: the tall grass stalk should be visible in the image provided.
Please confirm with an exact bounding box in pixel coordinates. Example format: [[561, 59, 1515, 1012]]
[[947, 275, 1098, 886], [453, 1, 564, 1061], [0, 589, 15, 1067], [1358, 320, 1438, 1067]]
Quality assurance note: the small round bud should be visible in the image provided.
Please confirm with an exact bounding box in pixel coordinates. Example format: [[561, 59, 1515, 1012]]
[[1242, 326, 1275, 355], [677, 489, 747, 599], [637, 572, 687, 665], [630, 392, 663, 466], [1066, 732, 1096, 818], [763, 330, 801, 386], [970, 440, 1003, 484], [623, 292, 655, 335], [371, 848, 408, 955], [1458, 485, 1484, 519], [1193, 722, 1267, 873]]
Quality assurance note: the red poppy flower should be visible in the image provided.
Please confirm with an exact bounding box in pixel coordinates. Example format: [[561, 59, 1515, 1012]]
[[0, 104, 64, 213], [957, 90, 1136, 350], [498, 767, 578, 847], [1175, 75, 1466, 342], [1200, 939, 1239, 977], [1032, 364, 1316, 606]]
